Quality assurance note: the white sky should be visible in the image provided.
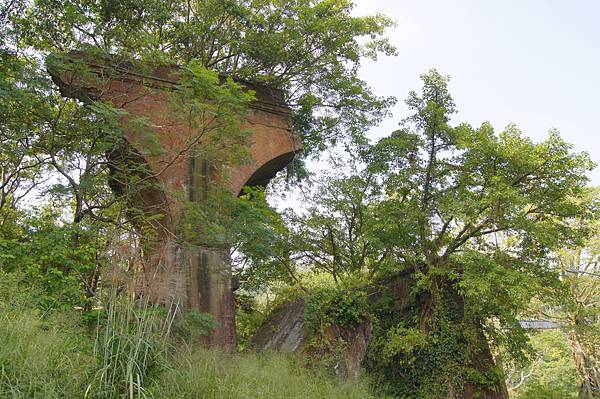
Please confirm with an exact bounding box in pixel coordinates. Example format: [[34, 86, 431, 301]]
[[352, 0, 600, 185]]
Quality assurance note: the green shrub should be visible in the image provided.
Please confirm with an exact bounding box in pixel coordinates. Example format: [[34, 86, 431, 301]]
[[171, 309, 216, 344], [0, 212, 102, 311], [235, 292, 270, 351], [304, 286, 369, 332]]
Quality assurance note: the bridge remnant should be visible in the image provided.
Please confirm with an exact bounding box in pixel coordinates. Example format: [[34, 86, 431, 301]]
[[49, 52, 301, 350]]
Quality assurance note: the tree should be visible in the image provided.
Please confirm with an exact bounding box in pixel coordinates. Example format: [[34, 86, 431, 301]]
[[262, 70, 594, 397], [532, 214, 600, 398], [0, 50, 50, 217], [361, 69, 594, 398], [275, 158, 387, 286], [506, 330, 578, 399], [1, 23, 116, 307]]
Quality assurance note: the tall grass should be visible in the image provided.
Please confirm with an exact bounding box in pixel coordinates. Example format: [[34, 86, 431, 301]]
[[85, 292, 177, 399], [0, 311, 93, 398], [0, 271, 377, 399], [152, 349, 377, 399], [0, 272, 93, 398]]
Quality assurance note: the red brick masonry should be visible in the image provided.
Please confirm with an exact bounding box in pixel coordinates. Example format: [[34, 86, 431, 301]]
[[49, 53, 301, 350]]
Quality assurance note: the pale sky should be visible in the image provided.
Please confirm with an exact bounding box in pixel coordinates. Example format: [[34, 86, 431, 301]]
[[353, 0, 600, 185]]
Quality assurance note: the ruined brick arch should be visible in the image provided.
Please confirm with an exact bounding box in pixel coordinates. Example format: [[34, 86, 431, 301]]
[[235, 151, 297, 195], [227, 81, 302, 195], [49, 52, 302, 350]]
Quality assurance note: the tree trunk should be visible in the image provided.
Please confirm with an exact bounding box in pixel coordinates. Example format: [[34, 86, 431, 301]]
[[568, 329, 600, 398]]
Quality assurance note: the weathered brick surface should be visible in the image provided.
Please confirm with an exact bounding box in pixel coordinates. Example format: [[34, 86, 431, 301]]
[[49, 53, 301, 350]]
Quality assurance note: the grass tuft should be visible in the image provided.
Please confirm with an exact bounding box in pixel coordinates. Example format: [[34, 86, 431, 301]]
[[85, 292, 177, 399]]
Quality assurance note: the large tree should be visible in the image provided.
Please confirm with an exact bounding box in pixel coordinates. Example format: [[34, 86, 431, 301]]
[[266, 70, 594, 398], [364, 69, 593, 398]]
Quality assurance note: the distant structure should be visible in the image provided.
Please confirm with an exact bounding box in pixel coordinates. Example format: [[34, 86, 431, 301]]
[[519, 320, 561, 330], [49, 52, 301, 350]]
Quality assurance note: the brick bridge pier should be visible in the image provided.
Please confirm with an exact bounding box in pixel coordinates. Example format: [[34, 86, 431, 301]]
[[49, 53, 301, 350]]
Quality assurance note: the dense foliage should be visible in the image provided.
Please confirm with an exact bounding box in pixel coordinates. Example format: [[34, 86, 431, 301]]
[[1, 0, 599, 398]]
